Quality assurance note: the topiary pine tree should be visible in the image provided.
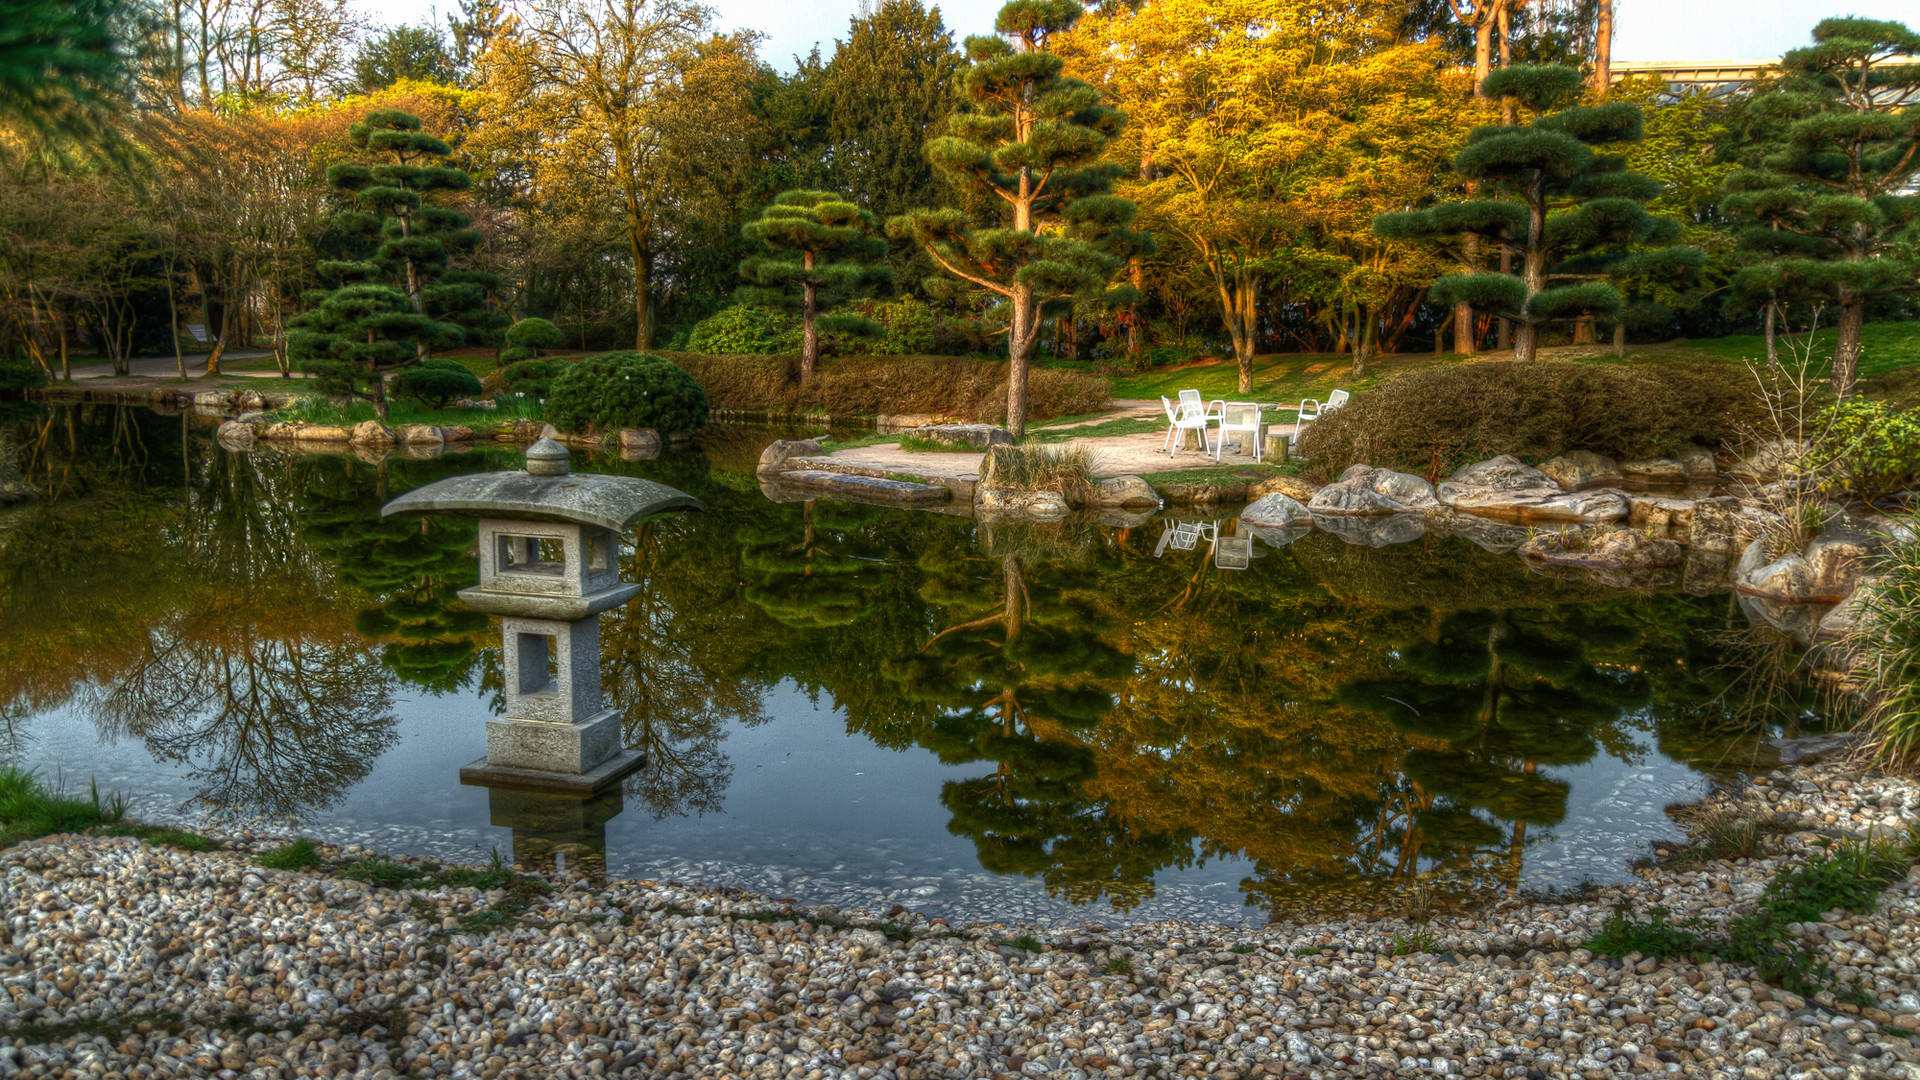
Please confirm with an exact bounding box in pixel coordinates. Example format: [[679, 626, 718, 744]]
[[289, 110, 499, 423], [887, 0, 1152, 439], [1375, 65, 1701, 361], [738, 190, 891, 379], [1721, 18, 1920, 398]]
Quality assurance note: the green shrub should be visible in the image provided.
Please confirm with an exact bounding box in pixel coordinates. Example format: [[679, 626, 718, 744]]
[[686, 305, 798, 355], [492, 358, 568, 399], [256, 838, 325, 871], [391, 358, 484, 408], [1815, 399, 1920, 501], [1297, 358, 1766, 478], [544, 351, 709, 435], [0, 354, 47, 390], [860, 297, 970, 356], [1855, 515, 1920, 764], [504, 317, 564, 355]]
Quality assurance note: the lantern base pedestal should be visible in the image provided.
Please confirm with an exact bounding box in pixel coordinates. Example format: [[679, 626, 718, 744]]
[[459, 750, 646, 796]]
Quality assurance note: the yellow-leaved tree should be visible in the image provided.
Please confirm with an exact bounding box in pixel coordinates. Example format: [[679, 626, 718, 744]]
[[1062, 0, 1474, 391]]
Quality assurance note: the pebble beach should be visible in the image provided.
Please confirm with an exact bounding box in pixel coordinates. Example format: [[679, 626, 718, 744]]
[[4, 761, 1920, 1080]]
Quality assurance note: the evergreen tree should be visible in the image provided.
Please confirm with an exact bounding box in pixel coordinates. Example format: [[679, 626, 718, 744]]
[[888, 0, 1150, 438], [353, 26, 455, 91], [1721, 18, 1920, 398], [1375, 65, 1700, 361], [738, 190, 890, 377], [448, 0, 504, 85], [289, 110, 495, 422]]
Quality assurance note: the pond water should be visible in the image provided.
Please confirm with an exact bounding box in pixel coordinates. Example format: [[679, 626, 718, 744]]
[[0, 403, 1816, 926]]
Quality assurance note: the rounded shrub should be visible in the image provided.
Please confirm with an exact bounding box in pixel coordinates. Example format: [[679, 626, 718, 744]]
[[1297, 358, 1765, 479], [685, 305, 798, 355], [505, 317, 564, 356], [391, 357, 482, 408], [544, 351, 709, 436], [493, 358, 568, 399]]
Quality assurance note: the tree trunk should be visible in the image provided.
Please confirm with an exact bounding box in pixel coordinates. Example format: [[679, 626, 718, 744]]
[[1434, 310, 1450, 355], [165, 260, 186, 381], [1833, 297, 1865, 398], [1514, 173, 1549, 362], [371, 370, 390, 423], [801, 253, 819, 380], [1763, 302, 1778, 366], [1613, 320, 1626, 357], [1455, 234, 1479, 355], [1592, 0, 1613, 95], [1006, 282, 1034, 439], [1237, 272, 1256, 394], [632, 239, 652, 350], [1352, 306, 1372, 376], [1574, 316, 1596, 344], [1474, 17, 1494, 95]]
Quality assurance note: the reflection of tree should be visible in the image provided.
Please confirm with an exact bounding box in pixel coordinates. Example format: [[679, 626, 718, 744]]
[[599, 511, 776, 820], [297, 458, 491, 693], [91, 591, 399, 820], [1336, 606, 1648, 892], [739, 500, 888, 629]]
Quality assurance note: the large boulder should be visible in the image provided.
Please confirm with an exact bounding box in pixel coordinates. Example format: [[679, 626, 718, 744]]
[[1619, 452, 1714, 484], [1092, 475, 1160, 508], [1686, 496, 1746, 554], [1308, 465, 1438, 515], [911, 423, 1012, 449], [1158, 480, 1247, 504], [394, 424, 445, 446], [1538, 451, 1623, 492], [1239, 493, 1312, 530], [1247, 475, 1321, 502], [263, 421, 351, 443], [1804, 516, 1887, 597], [617, 428, 662, 452], [350, 420, 398, 447], [1438, 458, 1630, 523], [757, 437, 826, 476], [1726, 439, 1805, 483], [1627, 494, 1696, 535], [1735, 539, 1848, 603]]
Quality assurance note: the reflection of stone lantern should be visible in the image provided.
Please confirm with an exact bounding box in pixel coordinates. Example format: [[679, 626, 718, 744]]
[[382, 438, 703, 793]]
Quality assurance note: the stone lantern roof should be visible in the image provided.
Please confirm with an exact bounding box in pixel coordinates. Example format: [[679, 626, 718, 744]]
[[380, 438, 706, 531]]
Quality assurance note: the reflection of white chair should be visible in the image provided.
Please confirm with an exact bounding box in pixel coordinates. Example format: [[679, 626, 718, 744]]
[[1215, 536, 1253, 570], [1215, 402, 1264, 461], [1167, 520, 1219, 553]]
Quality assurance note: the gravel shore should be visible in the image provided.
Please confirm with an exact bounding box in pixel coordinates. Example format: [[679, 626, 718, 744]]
[[4, 762, 1920, 1080]]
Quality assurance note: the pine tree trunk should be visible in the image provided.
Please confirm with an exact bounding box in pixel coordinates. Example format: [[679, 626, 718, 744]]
[[371, 371, 389, 423], [1613, 320, 1626, 357], [801, 256, 819, 380], [1006, 282, 1034, 439], [1237, 272, 1256, 394], [1833, 298, 1865, 399], [1352, 306, 1372, 376], [1764, 302, 1778, 366], [1514, 172, 1549, 361], [1455, 234, 1479, 356]]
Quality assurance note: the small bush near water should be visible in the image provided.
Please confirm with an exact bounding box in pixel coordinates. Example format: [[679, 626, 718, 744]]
[[662, 352, 1110, 423], [390, 357, 484, 408], [1853, 513, 1920, 764], [1297, 358, 1764, 479], [981, 444, 1099, 504], [544, 351, 710, 435]]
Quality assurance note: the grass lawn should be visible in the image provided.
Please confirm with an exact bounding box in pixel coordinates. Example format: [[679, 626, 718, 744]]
[[1105, 320, 1920, 414], [279, 394, 544, 429], [1026, 416, 1168, 443]]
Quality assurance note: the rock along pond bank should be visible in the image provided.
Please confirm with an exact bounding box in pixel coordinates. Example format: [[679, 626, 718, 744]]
[[5, 760, 1920, 1080]]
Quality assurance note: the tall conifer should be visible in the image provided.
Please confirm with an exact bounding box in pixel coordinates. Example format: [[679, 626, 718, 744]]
[[739, 190, 890, 378]]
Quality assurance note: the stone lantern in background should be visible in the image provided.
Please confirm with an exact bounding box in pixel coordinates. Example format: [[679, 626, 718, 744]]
[[382, 438, 704, 793]]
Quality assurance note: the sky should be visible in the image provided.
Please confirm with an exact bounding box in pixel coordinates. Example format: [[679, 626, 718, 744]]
[[378, 0, 1920, 73]]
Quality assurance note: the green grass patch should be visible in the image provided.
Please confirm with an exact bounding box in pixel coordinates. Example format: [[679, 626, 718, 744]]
[[1003, 934, 1046, 953], [256, 838, 325, 871], [1030, 409, 1126, 429], [823, 431, 903, 450], [434, 849, 517, 891], [1103, 956, 1133, 974], [1024, 416, 1168, 444], [898, 434, 986, 453], [1680, 320, 1920, 379], [1586, 837, 1908, 1002], [1391, 928, 1441, 956], [98, 823, 217, 852], [0, 767, 126, 849], [336, 854, 426, 888]]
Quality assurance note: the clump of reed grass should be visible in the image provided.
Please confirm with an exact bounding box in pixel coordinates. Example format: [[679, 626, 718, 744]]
[[980, 443, 1099, 505], [1851, 512, 1920, 765], [0, 766, 126, 848]]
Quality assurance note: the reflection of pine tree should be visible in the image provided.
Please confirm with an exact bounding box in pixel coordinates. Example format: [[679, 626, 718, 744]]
[[738, 500, 889, 629], [887, 547, 1185, 910], [296, 458, 490, 693], [1337, 607, 1647, 890]]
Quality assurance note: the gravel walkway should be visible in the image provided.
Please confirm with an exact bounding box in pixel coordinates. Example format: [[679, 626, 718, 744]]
[[3, 762, 1920, 1079]]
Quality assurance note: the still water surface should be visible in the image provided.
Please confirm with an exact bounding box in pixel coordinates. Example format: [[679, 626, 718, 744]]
[[0, 404, 1803, 925]]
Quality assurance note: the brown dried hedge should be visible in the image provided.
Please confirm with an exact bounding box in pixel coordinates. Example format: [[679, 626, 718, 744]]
[[1296, 357, 1765, 480], [656, 353, 1111, 422]]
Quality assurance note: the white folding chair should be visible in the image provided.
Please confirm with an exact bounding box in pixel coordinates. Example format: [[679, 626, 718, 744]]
[[1215, 402, 1264, 461], [1293, 388, 1350, 451], [1162, 393, 1216, 456]]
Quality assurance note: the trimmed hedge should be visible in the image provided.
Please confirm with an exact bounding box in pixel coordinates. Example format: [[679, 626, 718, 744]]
[[1296, 358, 1765, 479], [660, 352, 1111, 422], [544, 352, 709, 435]]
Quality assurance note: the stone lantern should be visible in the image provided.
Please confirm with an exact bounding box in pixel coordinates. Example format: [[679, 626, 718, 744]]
[[381, 438, 704, 793]]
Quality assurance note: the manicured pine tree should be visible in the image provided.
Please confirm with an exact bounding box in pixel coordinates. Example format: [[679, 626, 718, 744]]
[[289, 110, 496, 423], [888, 0, 1151, 439], [738, 190, 891, 379], [1721, 18, 1920, 398], [1375, 65, 1700, 361]]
